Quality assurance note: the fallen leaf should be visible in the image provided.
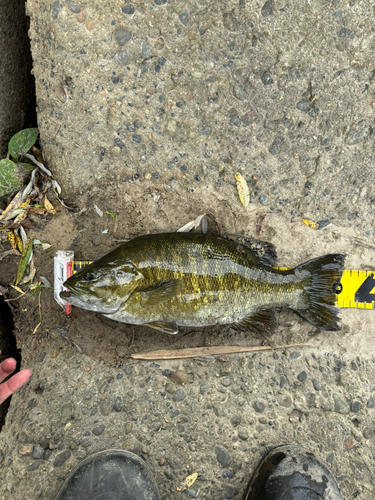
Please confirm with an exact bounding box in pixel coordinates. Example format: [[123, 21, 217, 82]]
[[15, 238, 33, 285], [177, 473, 198, 491], [0, 187, 26, 221], [44, 195, 57, 213], [177, 220, 195, 232], [94, 204, 103, 217], [234, 172, 250, 210], [302, 218, 319, 229]]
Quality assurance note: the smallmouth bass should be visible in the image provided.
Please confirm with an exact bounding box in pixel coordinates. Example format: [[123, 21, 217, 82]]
[[60, 232, 345, 335]]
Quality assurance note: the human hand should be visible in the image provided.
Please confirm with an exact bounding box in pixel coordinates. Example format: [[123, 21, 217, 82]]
[[0, 356, 32, 405]]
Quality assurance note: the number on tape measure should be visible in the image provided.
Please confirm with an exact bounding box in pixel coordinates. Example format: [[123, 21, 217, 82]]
[[335, 270, 375, 309]]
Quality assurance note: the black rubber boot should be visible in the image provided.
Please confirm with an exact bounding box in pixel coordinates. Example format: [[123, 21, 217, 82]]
[[54, 449, 161, 500], [243, 444, 343, 500]]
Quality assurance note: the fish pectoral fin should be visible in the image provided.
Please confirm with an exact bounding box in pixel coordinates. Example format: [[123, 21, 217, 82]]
[[231, 308, 276, 337], [139, 280, 183, 306], [145, 321, 179, 335]]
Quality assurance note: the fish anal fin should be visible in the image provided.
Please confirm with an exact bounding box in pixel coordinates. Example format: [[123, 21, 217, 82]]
[[145, 321, 179, 335], [140, 280, 183, 306], [231, 308, 276, 337], [226, 235, 277, 267]]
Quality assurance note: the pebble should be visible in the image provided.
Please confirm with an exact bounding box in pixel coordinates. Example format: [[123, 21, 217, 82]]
[[261, 71, 273, 85], [333, 394, 350, 414], [222, 484, 238, 499], [279, 395, 292, 407], [231, 416, 241, 427], [170, 370, 189, 385], [296, 100, 311, 112], [238, 429, 249, 441], [362, 427, 374, 439], [53, 450, 71, 467], [269, 136, 283, 155], [115, 29, 132, 46], [124, 365, 133, 375], [114, 397, 124, 412], [67, 1, 80, 13], [259, 194, 267, 205], [19, 445, 32, 457], [141, 42, 151, 59], [173, 389, 186, 402], [367, 396, 375, 408], [51, 0, 60, 19], [351, 401, 361, 413], [60, 403, 73, 425], [179, 10, 189, 26], [222, 470, 233, 479], [261, 0, 273, 17], [345, 436, 356, 450], [32, 445, 44, 459], [280, 376, 287, 388], [338, 28, 354, 39], [317, 219, 330, 229], [221, 377, 231, 387], [125, 422, 132, 434], [313, 379, 321, 391], [297, 371, 307, 382], [92, 424, 105, 436], [253, 401, 265, 413], [122, 4, 135, 15], [165, 383, 175, 394], [26, 461, 42, 472], [290, 351, 301, 360], [215, 446, 232, 468], [100, 402, 112, 416]]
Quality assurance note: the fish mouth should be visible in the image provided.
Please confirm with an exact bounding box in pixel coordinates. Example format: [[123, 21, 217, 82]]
[[60, 289, 88, 304]]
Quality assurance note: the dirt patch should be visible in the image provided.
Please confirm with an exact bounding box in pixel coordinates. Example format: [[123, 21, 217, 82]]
[[3, 185, 373, 367]]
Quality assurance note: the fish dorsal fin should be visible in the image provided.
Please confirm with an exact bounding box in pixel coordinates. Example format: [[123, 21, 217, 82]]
[[139, 280, 183, 306], [145, 321, 179, 334], [226, 235, 277, 267], [230, 308, 276, 337]]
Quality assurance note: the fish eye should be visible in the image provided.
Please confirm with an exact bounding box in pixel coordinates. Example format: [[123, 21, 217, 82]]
[[84, 272, 96, 281]]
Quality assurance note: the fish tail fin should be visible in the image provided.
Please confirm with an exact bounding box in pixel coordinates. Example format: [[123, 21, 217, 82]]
[[293, 254, 345, 331]]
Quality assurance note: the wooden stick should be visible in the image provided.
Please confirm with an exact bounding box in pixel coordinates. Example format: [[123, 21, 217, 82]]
[[131, 343, 311, 360]]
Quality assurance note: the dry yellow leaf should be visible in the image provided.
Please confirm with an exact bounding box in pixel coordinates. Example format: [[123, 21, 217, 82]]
[[234, 172, 250, 210], [176, 473, 198, 491], [13, 211, 28, 225], [302, 219, 318, 229], [44, 195, 55, 212], [7, 230, 22, 253]]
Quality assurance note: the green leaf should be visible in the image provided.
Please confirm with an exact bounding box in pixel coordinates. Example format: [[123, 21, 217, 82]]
[[0, 159, 34, 197], [106, 210, 116, 221], [15, 238, 33, 286], [8, 128, 39, 159]]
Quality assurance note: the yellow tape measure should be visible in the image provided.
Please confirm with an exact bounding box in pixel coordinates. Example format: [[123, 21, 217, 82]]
[[71, 262, 375, 310], [335, 270, 375, 310]]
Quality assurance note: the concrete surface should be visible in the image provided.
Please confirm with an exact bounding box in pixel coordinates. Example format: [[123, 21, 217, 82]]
[[1, 0, 375, 499]]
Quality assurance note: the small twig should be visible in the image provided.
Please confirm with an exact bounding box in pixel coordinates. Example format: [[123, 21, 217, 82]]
[[32, 291, 42, 335], [131, 343, 312, 360], [18, 153, 52, 176], [128, 328, 135, 347]]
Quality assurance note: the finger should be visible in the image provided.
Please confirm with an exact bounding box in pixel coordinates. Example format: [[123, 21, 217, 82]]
[[0, 358, 17, 383], [0, 369, 32, 405]]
